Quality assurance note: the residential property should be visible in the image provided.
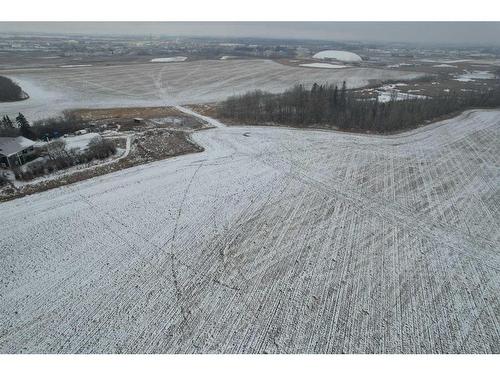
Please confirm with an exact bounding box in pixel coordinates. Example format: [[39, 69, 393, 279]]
[[0, 136, 36, 169]]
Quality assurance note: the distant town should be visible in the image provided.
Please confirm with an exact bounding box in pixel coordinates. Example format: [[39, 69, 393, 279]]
[[1, 32, 500, 69]]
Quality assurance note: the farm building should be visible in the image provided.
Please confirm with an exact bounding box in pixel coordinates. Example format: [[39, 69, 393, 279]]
[[0, 136, 36, 169]]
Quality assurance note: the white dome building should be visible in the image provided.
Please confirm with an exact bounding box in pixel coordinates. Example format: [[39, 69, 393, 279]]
[[312, 50, 362, 63]]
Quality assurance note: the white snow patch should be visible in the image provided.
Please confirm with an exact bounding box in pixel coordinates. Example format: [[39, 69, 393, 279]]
[[150, 57, 187, 63], [387, 63, 415, 68], [442, 59, 473, 63], [59, 64, 93, 68], [299, 63, 347, 69], [218, 43, 243, 47], [375, 83, 427, 102], [376, 91, 427, 103], [64, 133, 101, 152], [151, 117, 183, 125], [453, 70, 495, 82], [378, 83, 408, 90], [433, 64, 457, 68], [421, 59, 471, 64]]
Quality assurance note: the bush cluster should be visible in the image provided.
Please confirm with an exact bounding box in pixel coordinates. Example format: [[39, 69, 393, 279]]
[[13, 138, 116, 180]]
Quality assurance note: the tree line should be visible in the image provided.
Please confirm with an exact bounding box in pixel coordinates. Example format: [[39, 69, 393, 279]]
[[1, 111, 85, 140], [217, 82, 500, 133], [0, 113, 35, 139]]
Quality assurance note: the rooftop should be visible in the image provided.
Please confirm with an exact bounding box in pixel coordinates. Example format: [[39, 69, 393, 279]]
[[0, 136, 35, 157]]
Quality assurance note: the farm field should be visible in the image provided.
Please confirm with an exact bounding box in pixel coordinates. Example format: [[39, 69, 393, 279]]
[[0, 109, 499, 353], [0, 59, 423, 120]]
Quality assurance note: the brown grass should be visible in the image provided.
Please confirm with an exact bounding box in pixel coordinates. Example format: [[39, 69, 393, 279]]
[[72, 106, 184, 122]]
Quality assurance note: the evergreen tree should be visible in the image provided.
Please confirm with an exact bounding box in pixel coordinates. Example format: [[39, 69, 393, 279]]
[[1, 115, 14, 128], [15, 112, 29, 128], [339, 81, 347, 110], [16, 113, 35, 139]]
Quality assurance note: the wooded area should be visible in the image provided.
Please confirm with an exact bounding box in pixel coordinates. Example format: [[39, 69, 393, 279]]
[[217, 83, 500, 133], [0, 111, 85, 140], [0, 76, 27, 102]]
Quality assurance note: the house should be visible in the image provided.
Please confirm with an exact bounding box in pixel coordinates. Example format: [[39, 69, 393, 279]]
[[0, 136, 36, 169]]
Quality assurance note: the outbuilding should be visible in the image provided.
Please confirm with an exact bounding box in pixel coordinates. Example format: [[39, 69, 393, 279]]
[[0, 136, 36, 169]]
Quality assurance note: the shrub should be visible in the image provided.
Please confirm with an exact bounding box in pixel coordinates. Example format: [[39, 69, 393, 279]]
[[87, 138, 117, 159], [0, 173, 8, 187], [14, 138, 117, 181], [31, 111, 85, 140]]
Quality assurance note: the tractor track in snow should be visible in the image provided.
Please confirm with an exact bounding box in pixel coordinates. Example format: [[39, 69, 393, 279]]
[[0, 108, 499, 353]]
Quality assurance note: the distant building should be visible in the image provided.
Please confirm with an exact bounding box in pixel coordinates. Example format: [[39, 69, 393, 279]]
[[0, 136, 36, 169]]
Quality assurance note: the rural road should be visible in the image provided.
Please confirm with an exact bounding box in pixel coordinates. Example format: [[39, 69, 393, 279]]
[[0, 109, 499, 353]]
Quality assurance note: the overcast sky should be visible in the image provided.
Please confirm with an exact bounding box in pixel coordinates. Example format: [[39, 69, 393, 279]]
[[1, 22, 499, 46]]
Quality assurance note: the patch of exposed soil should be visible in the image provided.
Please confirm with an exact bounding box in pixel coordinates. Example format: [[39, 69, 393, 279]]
[[72, 106, 184, 121]]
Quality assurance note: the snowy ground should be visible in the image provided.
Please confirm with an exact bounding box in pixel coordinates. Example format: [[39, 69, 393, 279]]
[[150, 57, 187, 63], [433, 64, 457, 68], [453, 70, 496, 82], [60, 65, 93, 68], [0, 109, 499, 353], [360, 83, 428, 102], [64, 133, 102, 152], [299, 63, 348, 69], [0, 59, 423, 120]]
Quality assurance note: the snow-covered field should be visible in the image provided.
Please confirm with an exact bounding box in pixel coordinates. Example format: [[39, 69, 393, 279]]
[[421, 58, 500, 66], [0, 109, 499, 353], [299, 63, 347, 69], [150, 57, 187, 63], [60, 64, 93, 68], [64, 133, 101, 152], [453, 70, 495, 82], [421, 59, 472, 64], [433, 64, 457, 68], [387, 63, 417, 68], [0, 59, 423, 120]]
